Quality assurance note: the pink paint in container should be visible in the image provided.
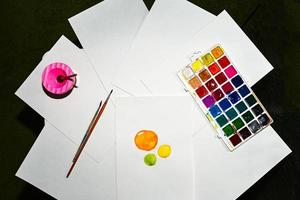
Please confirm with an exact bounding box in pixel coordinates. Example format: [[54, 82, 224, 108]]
[[42, 62, 77, 98], [224, 65, 237, 78]]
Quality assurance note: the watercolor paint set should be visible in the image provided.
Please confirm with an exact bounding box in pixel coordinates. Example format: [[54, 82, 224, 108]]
[[178, 45, 273, 151]]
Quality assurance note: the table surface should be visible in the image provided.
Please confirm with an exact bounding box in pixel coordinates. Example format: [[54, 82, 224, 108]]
[[0, 0, 299, 199]]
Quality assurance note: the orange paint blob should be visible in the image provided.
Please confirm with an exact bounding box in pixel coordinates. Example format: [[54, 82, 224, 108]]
[[134, 130, 158, 151]]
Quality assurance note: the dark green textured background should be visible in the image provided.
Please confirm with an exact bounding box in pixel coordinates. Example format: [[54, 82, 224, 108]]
[[0, 0, 299, 199]]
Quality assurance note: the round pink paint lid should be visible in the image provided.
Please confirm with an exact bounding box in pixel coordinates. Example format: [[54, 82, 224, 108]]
[[42, 63, 76, 95]]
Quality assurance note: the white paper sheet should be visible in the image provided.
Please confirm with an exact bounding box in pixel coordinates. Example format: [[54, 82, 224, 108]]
[[193, 123, 291, 200], [16, 121, 117, 200], [69, 0, 148, 95], [113, 0, 216, 95], [15, 36, 115, 163], [114, 96, 199, 200]]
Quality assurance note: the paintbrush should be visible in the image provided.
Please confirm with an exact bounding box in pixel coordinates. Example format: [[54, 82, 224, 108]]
[[66, 89, 113, 178], [57, 74, 77, 83]]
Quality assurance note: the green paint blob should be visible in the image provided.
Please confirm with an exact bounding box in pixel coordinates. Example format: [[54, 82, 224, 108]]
[[216, 115, 227, 127], [144, 153, 157, 166], [245, 95, 257, 107], [223, 124, 235, 137], [235, 101, 247, 113], [242, 111, 254, 123], [225, 108, 238, 120], [233, 118, 245, 130]]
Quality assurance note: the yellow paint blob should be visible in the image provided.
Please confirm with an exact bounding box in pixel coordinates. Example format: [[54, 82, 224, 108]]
[[158, 144, 172, 158], [191, 59, 203, 72], [134, 130, 158, 151], [201, 53, 214, 66]]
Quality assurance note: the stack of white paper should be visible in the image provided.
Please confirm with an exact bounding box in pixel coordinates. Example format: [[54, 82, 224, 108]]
[[15, 0, 291, 200]]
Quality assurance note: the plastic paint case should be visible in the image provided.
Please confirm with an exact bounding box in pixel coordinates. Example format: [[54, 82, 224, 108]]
[[178, 45, 273, 151]]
